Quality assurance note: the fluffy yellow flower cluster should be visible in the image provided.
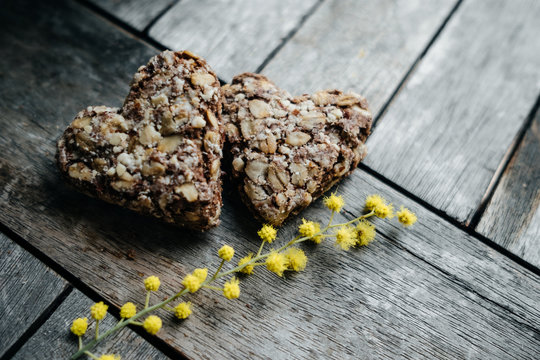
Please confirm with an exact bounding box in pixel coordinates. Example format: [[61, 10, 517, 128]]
[[286, 248, 308, 271], [144, 276, 161, 292], [143, 315, 162, 335], [70, 300, 121, 359], [68, 191, 416, 360], [238, 254, 254, 274], [218, 245, 235, 261], [257, 224, 277, 243], [335, 226, 357, 250], [366, 194, 417, 226], [324, 193, 345, 212], [70, 317, 88, 336], [263, 248, 308, 276], [265, 251, 288, 277], [298, 219, 322, 243], [90, 301, 108, 321], [397, 206, 417, 226], [120, 302, 136, 319], [174, 302, 192, 319], [356, 220, 376, 246], [180, 267, 208, 293], [193, 268, 208, 281], [182, 274, 201, 293], [223, 277, 241, 299], [366, 194, 394, 218]]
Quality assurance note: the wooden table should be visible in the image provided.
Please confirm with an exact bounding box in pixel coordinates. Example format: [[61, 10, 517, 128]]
[[1, 0, 539, 358]]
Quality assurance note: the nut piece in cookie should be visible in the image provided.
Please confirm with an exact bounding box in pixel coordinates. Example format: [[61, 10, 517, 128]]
[[222, 73, 372, 226], [57, 50, 224, 230]]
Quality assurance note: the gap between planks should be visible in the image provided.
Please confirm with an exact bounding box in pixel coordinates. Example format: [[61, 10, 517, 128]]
[[468, 92, 540, 229], [0, 286, 73, 360], [255, 0, 325, 74], [0, 223, 185, 360], [369, 0, 464, 128], [77, 0, 167, 51], [358, 163, 540, 277], [375, 230, 540, 333], [76, 0, 229, 87], [141, 0, 181, 35]]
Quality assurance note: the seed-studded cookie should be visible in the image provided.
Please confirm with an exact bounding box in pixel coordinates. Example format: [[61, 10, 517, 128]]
[[57, 51, 224, 230], [222, 73, 372, 226]]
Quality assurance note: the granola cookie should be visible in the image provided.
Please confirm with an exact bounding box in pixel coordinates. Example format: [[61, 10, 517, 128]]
[[222, 73, 372, 226], [57, 51, 224, 230]]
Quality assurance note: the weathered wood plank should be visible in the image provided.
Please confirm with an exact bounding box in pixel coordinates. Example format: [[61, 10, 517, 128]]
[[333, 171, 540, 331], [1, 0, 540, 359], [87, 0, 176, 31], [0, 232, 68, 357], [262, 0, 458, 115], [476, 109, 540, 267], [148, 0, 319, 81], [13, 289, 169, 359], [363, 0, 540, 223]]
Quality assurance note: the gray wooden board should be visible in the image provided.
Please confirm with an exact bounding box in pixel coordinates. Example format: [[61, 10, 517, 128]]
[[148, 0, 319, 82], [363, 0, 540, 223], [1, 0, 540, 359], [262, 0, 458, 115], [0, 232, 68, 357], [87, 0, 176, 31], [476, 109, 540, 268], [333, 171, 540, 332], [13, 289, 169, 359]]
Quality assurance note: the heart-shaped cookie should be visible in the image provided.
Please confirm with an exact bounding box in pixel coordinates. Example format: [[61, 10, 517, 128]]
[[222, 73, 372, 226], [57, 51, 224, 230]]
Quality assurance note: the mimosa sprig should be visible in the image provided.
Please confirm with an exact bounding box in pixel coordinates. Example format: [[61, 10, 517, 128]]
[[69, 193, 417, 359]]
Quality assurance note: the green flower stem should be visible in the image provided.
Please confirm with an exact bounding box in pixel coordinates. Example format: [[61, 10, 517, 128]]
[[144, 291, 151, 309], [94, 320, 99, 340], [211, 259, 225, 280], [255, 241, 265, 257], [78, 336, 82, 350], [328, 211, 336, 226]]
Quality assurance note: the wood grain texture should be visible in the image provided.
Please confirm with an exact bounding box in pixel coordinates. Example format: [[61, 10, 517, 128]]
[[0, 233, 68, 357], [262, 0, 457, 115], [1, 0, 540, 359], [334, 171, 540, 332], [148, 0, 319, 81], [87, 0, 176, 31], [13, 289, 169, 359], [364, 0, 540, 223], [476, 109, 540, 267]]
